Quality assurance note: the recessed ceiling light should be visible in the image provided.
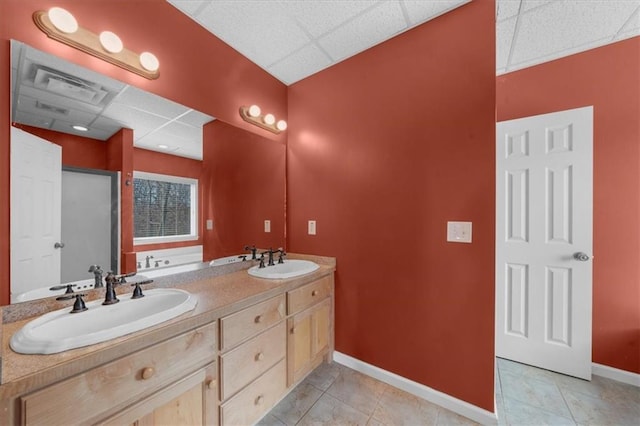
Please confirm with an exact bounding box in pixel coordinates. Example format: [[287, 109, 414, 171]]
[[158, 144, 169, 149], [72, 125, 88, 132]]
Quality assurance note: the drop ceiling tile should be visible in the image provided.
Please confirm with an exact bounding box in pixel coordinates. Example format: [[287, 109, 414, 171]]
[[521, 0, 555, 12], [178, 109, 215, 127], [510, 35, 615, 71], [16, 94, 97, 126], [167, 0, 208, 15], [115, 87, 190, 119], [268, 43, 333, 85], [277, 0, 378, 37], [14, 110, 53, 129], [497, 0, 521, 21], [618, 5, 640, 33], [403, 0, 469, 25], [157, 121, 201, 142], [318, 1, 407, 62], [49, 119, 109, 140], [195, 1, 310, 67], [510, 1, 639, 65], [497, 16, 518, 69]]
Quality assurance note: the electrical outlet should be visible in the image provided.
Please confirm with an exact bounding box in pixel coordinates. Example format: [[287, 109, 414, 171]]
[[447, 221, 472, 243], [308, 220, 316, 235], [264, 220, 271, 233]]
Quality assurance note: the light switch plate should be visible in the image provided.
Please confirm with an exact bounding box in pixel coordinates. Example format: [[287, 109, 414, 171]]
[[264, 220, 271, 233], [206, 219, 213, 230], [447, 221, 472, 243], [308, 220, 316, 235]]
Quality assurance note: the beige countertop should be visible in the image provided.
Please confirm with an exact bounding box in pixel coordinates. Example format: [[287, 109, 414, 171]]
[[0, 253, 335, 401]]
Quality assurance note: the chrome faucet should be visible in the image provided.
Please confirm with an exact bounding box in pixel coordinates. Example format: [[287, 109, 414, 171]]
[[144, 255, 154, 268]]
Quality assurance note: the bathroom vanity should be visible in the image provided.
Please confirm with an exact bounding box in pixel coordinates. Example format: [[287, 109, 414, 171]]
[[0, 254, 335, 426]]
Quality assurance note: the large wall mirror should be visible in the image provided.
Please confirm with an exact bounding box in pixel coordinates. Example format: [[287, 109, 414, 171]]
[[8, 40, 286, 305]]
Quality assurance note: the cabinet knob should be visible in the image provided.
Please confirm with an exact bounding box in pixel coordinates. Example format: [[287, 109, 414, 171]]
[[254, 315, 262, 324], [290, 327, 295, 334], [206, 379, 216, 390], [255, 395, 264, 406], [311, 290, 318, 296], [141, 367, 155, 380], [255, 352, 265, 362]]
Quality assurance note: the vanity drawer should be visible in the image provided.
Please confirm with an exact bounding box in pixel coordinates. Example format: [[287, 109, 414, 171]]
[[220, 294, 285, 351], [220, 359, 287, 426], [20, 322, 217, 426], [219, 321, 286, 400], [287, 276, 331, 314]]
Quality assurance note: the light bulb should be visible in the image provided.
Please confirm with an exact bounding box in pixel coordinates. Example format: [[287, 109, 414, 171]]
[[139, 52, 160, 72], [276, 120, 287, 131], [248, 105, 261, 117], [48, 7, 78, 34], [99, 31, 123, 54], [263, 113, 275, 125]]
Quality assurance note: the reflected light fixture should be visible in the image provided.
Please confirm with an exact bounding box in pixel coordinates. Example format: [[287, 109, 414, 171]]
[[72, 125, 88, 132], [33, 7, 159, 79], [239, 105, 287, 134]]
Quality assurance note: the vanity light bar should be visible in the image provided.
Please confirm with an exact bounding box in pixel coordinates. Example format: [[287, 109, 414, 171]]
[[239, 105, 287, 134], [33, 8, 159, 80]]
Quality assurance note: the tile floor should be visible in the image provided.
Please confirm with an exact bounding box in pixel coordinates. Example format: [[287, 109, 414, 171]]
[[258, 358, 640, 425]]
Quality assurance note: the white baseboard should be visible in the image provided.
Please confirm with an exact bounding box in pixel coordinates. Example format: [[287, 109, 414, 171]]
[[333, 351, 497, 425], [593, 363, 640, 387]]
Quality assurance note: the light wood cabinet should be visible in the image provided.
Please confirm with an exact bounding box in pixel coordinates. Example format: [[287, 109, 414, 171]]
[[19, 322, 217, 425], [286, 276, 333, 386], [6, 269, 334, 426]]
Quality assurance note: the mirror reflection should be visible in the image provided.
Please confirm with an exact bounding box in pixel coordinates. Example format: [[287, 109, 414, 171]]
[[9, 40, 285, 305]]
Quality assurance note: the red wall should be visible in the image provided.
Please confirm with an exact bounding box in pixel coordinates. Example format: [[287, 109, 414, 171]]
[[0, 0, 287, 305], [287, 0, 496, 411], [497, 37, 640, 374], [203, 120, 286, 260]]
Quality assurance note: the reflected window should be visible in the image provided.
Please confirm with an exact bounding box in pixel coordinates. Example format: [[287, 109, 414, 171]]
[[133, 171, 198, 244]]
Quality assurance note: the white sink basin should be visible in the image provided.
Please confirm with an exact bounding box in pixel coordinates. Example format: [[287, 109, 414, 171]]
[[248, 259, 319, 279], [10, 288, 197, 355]]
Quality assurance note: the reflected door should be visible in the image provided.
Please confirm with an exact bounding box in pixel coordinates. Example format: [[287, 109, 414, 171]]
[[10, 127, 62, 300], [496, 106, 593, 379]]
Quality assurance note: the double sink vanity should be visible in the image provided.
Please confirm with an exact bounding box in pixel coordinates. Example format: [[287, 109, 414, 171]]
[[0, 254, 335, 425]]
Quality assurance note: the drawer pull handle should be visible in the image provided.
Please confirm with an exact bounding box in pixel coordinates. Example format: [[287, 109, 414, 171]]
[[141, 367, 155, 380], [255, 395, 264, 406], [311, 290, 318, 296], [255, 352, 265, 361], [206, 379, 215, 390], [254, 315, 262, 324], [290, 327, 295, 334]]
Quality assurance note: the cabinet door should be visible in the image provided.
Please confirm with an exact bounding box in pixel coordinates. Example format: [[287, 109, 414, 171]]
[[99, 363, 218, 426], [287, 298, 331, 385]]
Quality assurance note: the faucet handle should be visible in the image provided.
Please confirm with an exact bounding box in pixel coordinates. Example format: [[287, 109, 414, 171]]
[[117, 272, 137, 284], [56, 293, 88, 313], [130, 279, 153, 299], [50, 283, 76, 294]]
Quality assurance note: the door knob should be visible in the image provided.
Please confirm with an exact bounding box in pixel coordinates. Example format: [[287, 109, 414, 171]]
[[54, 242, 65, 249], [573, 252, 590, 261]]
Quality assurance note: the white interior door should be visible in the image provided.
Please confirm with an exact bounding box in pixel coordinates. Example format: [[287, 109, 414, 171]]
[[10, 127, 62, 300], [496, 106, 593, 380]]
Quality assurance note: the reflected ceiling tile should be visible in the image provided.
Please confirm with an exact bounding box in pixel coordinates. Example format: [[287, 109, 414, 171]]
[[115, 86, 190, 119], [278, 0, 378, 37], [403, 0, 470, 26], [521, 0, 554, 12], [318, 1, 407, 62], [268, 44, 333, 85], [178, 109, 215, 127], [103, 103, 169, 130]]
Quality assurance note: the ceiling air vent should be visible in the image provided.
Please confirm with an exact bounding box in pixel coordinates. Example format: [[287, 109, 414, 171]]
[[35, 101, 69, 115], [32, 66, 109, 105]]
